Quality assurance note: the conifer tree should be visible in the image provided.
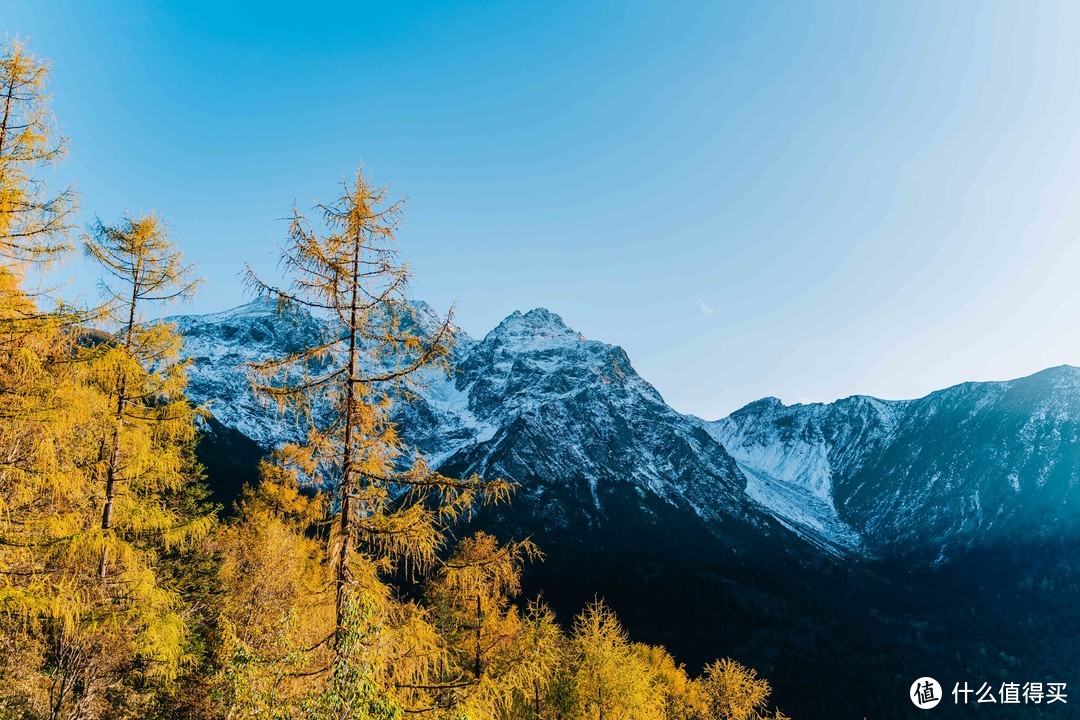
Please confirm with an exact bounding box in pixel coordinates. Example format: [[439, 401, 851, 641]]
[[0, 38, 77, 364], [428, 533, 538, 680], [0, 38, 95, 720], [244, 168, 509, 647], [499, 599, 566, 720], [631, 644, 706, 720], [82, 213, 206, 580], [5, 213, 215, 717], [215, 464, 333, 719], [0, 39, 74, 268], [0, 281, 101, 719], [568, 600, 662, 720], [425, 532, 544, 716], [697, 658, 789, 720], [0, 211, 211, 717]]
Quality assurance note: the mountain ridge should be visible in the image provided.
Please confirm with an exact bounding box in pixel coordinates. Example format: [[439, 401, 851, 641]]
[[163, 300, 1080, 564], [716, 362, 1080, 421]]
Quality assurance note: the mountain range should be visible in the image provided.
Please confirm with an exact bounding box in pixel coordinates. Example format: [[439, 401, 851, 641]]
[[171, 299, 1080, 561], [167, 299, 1080, 719]]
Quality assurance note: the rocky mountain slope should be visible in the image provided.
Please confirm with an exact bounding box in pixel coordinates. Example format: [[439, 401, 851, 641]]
[[168, 300, 800, 556], [707, 366, 1080, 561], [168, 299, 1080, 565]]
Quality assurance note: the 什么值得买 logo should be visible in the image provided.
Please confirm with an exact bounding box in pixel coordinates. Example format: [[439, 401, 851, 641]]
[[911, 677, 942, 709]]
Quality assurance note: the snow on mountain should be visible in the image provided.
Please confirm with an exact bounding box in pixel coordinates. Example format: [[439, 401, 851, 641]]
[[166, 298, 331, 448], [440, 308, 758, 527], [165, 299, 1080, 564], [167, 302, 796, 552], [831, 366, 1080, 559], [164, 297, 475, 450], [704, 395, 901, 556], [708, 366, 1080, 560]]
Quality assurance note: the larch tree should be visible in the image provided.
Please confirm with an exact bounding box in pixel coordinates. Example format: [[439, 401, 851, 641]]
[[243, 167, 509, 711], [568, 600, 662, 720], [0, 39, 74, 270], [0, 37, 77, 375], [0, 280, 104, 720], [497, 599, 566, 720], [0, 37, 94, 720], [0, 222, 201, 718], [425, 531, 545, 717], [47, 213, 216, 712], [214, 462, 333, 720], [83, 213, 208, 579], [0, 204, 211, 717], [428, 533, 538, 679], [696, 658, 790, 720], [245, 170, 509, 643], [631, 644, 707, 720]]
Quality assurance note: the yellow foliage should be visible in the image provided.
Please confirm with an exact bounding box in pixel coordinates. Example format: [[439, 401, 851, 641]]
[[698, 658, 774, 720], [568, 600, 664, 720], [0, 202, 213, 716], [632, 644, 708, 720], [242, 167, 510, 652], [0, 39, 74, 267]]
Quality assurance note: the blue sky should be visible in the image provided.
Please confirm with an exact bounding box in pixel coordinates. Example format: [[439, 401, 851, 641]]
[[6, 1, 1080, 418]]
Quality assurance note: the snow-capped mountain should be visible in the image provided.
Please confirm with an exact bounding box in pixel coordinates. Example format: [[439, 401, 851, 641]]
[[707, 366, 1080, 560], [168, 299, 330, 448], [433, 308, 808, 555], [166, 300, 1080, 564], [167, 297, 477, 451], [168, 300, 799, 555], [441, 309, 750, 518]]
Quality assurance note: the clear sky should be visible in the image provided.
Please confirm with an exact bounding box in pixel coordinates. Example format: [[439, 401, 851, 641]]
[[6, 1, 1080, 419]]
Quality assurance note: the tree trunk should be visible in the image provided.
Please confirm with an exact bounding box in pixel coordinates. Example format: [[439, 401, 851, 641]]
[[334, 235, 363, 646], [98, 276, 138, 579], [474, 592, 483, 679]]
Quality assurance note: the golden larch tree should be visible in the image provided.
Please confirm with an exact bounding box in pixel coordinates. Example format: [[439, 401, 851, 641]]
[[242, 167, 509, 715], [697, 658, 789, 720], [425, 531, 542, 716], [83, 213, 209, 579], [0, 39, 74, 268], [568, 600, 663, 720]]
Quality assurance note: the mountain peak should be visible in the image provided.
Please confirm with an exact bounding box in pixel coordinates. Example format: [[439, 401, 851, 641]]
[[522, 307, 563, 320], [515, 307, 573, 330], [1026, 364, 1080, 382], [163, 296, 290, 325], [731, 396, 785, 415], [483, 307, 583, 349]]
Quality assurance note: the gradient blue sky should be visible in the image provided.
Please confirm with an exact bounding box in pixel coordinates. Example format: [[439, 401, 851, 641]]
[[6, 1, 1080, 418]]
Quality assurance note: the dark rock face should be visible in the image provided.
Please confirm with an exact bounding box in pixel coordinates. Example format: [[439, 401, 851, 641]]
[[444, 309, 758, 532], [839, 368, 1080, 557]]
